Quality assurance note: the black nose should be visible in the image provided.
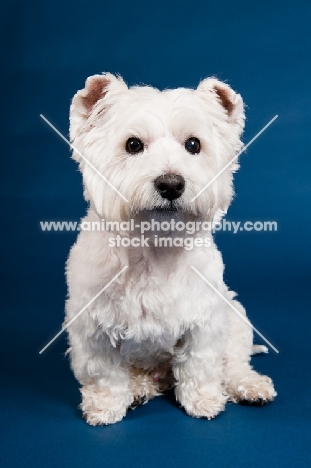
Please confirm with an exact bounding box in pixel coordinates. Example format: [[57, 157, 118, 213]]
[[154, 174, 185, 201]]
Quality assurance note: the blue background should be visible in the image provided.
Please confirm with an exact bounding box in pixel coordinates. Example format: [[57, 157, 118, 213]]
[[1, 0, 311, 466]]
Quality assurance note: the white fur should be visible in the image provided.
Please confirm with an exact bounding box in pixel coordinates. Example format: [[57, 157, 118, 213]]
[[66, 73, 276, 425]]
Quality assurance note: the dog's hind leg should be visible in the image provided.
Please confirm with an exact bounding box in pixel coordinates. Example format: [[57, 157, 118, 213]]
[[129, 367, 160, 408], [129, 361, 174, 409], [223, 296, 276, 404]]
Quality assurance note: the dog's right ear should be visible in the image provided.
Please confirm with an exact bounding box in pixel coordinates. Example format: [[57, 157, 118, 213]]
[[70, 73, 127, 141]]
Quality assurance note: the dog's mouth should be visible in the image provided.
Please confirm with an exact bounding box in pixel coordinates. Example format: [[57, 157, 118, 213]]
[[153, 205, 179, 214], [131, 199, 199, 220], [148, 200, 186, 216], [132, 201, 200, 227]]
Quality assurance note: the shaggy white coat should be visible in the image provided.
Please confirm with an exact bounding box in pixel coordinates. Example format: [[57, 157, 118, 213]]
[[65, 73, 276, 425]]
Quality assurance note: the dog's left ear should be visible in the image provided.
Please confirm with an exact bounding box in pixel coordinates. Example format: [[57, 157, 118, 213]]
[[196, 78, 245, 134]]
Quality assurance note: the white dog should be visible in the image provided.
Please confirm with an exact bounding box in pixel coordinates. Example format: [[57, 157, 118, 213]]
[[65, 73, 276, 425]]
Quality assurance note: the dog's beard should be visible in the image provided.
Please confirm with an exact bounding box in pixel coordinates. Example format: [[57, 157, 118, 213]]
[[147, 199, 182, 215], [132, 196, 191, 216], [131, 199, 201, 238]]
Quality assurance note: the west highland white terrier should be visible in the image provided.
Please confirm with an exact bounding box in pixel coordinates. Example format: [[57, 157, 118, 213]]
[[65, 73, 276, 425]]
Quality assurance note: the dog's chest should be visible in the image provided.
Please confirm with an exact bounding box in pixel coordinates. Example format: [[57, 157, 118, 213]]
[[108, 254, 214, 339], [93, 245, 223, 355]]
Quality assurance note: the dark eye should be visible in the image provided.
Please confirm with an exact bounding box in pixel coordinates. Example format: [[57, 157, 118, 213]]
[[185, 137, 201, 154], [126, 137, 144, 154]]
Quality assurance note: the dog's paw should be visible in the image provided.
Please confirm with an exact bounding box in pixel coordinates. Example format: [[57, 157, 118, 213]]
[[83, 407, 126, 426], [176, 387, 227, 420], [228, 373, 277, 404], [80, 384, 131, 426]]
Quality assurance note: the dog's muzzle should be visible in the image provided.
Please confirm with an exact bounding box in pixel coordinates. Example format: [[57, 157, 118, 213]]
[[154, 174, 185, 201]]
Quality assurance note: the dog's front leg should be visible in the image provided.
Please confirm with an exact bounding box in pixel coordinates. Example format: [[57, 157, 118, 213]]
[[173, 323, 227, 420], [69, 330, 133, 426]]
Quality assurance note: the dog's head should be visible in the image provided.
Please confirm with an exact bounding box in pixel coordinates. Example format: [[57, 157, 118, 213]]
[[70, 73, 244, 224]]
